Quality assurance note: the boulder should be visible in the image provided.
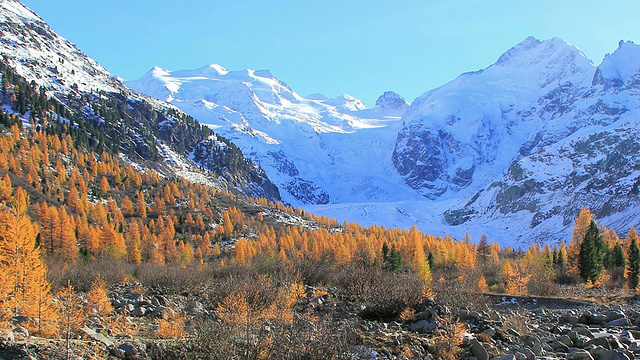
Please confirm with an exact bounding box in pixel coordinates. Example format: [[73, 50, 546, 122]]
[[0, 329, 14, 343], [604, 317, 631, 327], [599, 349, 633, 360], [81, 326, 114, 347], [132, 306, 146, 317], [569, 349, 594, 360], [470, 338, 489, 360], [114, 342, 139, 359], [12, 326, 28, 340], [408, 320, 436, 333]]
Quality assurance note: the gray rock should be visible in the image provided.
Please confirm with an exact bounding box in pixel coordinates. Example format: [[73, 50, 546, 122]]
[[12, 326, 28, 340], [132, 306, 146, 317], [599, 349, 632, 360], [409, 319, 436, 333], [0, 329, 14, 343], [115, 342, 138, 359], [588, 336, 612, 349], [81, 326, 114, 347], [514, 351, 527, 360], [520, 347, 535, 360], [550, 340, 569, 352], [590, 313, 608, 324], [604, 310, 626, 322], [573, 326, 595, 339], [604, 317, 631, 327], [558, 334, 574, 347], [531, 343, 544, 356], [470, 338, 489, 360], [569, 349, 594, 360], [492, 355, 516, 360]]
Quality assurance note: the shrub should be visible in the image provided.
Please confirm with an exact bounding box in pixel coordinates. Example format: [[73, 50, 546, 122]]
[[332, 266, 424, 321]]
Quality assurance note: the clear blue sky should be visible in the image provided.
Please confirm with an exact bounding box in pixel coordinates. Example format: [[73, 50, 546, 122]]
[[20, 0, 640, 106]]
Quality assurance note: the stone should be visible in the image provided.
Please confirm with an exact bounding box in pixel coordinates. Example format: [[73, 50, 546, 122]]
[[470, 338, 489, 360], [573, 326, 595, 339], [115, 342, 138, 359], [0, 329, 14, 343], [550, 340, 569, 352], [12, 326, 29, 340], [588, 336, 612, 350], [569, 349, 594, 360], [520, 347, 535, 360], [81, 326, 114, 347], [604, 317, 631, 327], [409, 320, 436, 333], [558, 334, 574, 347], [492, 355, 516, 360], [604, 310, 626, 322], [560, 314, 580, 324], [531, 343, 544, 356], [599, 349, 632, 360], [589, 313, 608, 324], [132, 306, 146, 317]]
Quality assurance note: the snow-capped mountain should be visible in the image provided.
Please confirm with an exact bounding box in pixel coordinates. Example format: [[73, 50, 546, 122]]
[[391, 37, 640, 243], [129, 36, 640, 245], [0, 0, 279, 200], [9, 0, 640, 246], [127, 66, 414, 206]]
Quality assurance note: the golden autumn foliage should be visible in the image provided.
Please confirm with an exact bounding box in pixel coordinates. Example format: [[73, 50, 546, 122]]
[[87, 276, 113, 317], [156, 311, 186, 339], [0, 190, 57, 335]]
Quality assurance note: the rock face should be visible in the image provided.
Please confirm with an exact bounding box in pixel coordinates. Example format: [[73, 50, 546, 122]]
[[393, 37, 640, 242], [127, 66, 414, 205], [374, 91, 410, 117]]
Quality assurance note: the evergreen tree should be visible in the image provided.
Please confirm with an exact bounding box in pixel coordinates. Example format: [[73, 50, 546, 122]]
[[382, 243, 402, 271], [606, 243, 626, 269], [578, 220, 606, 283], [477, 233, 490, 265], [628, 236, 640, 290]]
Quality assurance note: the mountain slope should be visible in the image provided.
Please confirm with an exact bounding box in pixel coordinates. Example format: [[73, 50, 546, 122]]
[[127, 66, 415, 206], [0, 0, 279, 201], [392, 37, 640, 243], [129, 36, 640, 245]]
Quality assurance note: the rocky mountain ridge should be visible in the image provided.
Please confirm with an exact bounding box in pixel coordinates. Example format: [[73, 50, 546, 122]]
[[0, 0, 280, 201], [130, 35, 640, 245], [7, 0, 640, 245], [127, 65, 414, 206]]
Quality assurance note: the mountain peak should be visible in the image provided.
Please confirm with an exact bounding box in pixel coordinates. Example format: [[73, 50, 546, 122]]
[[495, 37, 590, 67], [324, 94, 367, 111], [0, 0, 42, 23], [593, 40, 640, 88], [374, 91, 409, 116]]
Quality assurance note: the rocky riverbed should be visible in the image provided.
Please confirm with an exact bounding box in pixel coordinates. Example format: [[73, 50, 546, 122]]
[[1, 284, 640, 359]]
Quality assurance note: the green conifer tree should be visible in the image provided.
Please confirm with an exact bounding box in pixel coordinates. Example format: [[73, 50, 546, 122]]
[[628, 236, 640, 289], [578, 220, 606, 283]]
